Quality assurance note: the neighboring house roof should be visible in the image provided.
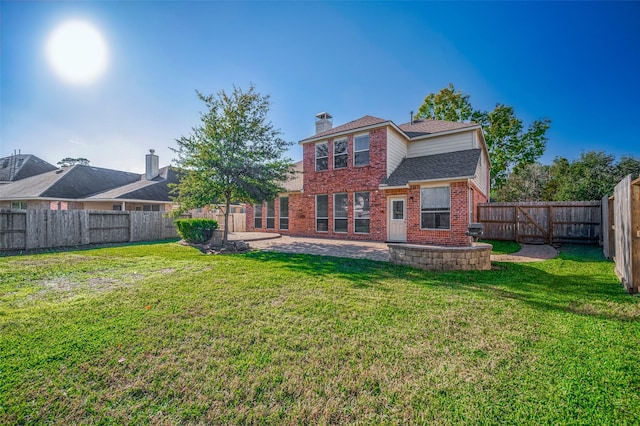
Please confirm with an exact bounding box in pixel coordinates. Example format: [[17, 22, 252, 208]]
[[382, 149, 481, 186], [0, 154, 57, 182], [397, 119, 478, 138], [282, 161, 304, 192], [86, 167, 179, 201], [300, 115, 388, 143], [0, 163, 176, 203]]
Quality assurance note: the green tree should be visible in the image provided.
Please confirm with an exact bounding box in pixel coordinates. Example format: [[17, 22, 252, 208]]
[[415, 84, 551, 190], [57, 157, 90, 167], [171, 85, 294, 246], [548, 151, 640, 201], [494, 162, 550, 202], [416, 83, 473, 122]]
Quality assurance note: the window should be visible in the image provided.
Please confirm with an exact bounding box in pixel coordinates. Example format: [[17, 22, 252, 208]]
[[392, 200, 404, 220], [316, 195, 328, 232], [354, 134, 370, 166], [315, 142, 328, 171], [266, 200, 275, 229], [334, 139, 347, 169], [112, 204, 122, 211], [421, 186, 451, 229], [11, 201, 26, 210], [334, 193, 348, 233], [142, 204, 161, 212], [279, 197, 289, 230], [254, 203, 263, 228], [354, 191, 370, 233]]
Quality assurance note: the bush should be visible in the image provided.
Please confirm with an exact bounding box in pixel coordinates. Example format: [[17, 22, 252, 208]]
[[174, 218, 218, 244]]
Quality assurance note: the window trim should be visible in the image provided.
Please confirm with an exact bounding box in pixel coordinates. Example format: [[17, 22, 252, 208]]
[[353, 133, 370, 167], [315, 141, 329, 171], [316, 194, 329, 233], [420, 185, 451, 230], [333, 193, 348, 233], [333, 138, 348, 169]]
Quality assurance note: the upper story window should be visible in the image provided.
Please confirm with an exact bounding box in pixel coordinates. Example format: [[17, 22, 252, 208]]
[[315, 142, 328, 171], [333, 139, 348, 169], [354, 134, 370, 166], [421, 186, 450, 230]]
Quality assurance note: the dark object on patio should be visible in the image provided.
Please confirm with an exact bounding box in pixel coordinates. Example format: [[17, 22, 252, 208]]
[[466, 223, 483, 241]]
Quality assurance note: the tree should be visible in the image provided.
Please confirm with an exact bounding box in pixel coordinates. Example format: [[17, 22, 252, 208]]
[[415, 84, 551, 190], [416, 83, 473, 122], [547, 151, 640, 201], [494, 162, 550, 202], [171, 85, 294, 247], [57, 157, 90, 167]]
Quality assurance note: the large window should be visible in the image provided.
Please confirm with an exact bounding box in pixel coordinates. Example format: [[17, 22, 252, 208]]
[[254, 203, 263, 229], [354, 191, 370, 233], [334, 193, 348, 233], [11, 201, 26, 210], [266, 200, 275, 229], [315, 142, 328, 171], [421, 186, 450, 229], [316, 195, 328, 232], [334, 139, 348, 169], [354, 134, 370, 166], [279, 197, 289, 230]]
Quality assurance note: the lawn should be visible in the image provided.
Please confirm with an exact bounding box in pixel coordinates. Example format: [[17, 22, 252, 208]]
[[1, 242, 639, 424]]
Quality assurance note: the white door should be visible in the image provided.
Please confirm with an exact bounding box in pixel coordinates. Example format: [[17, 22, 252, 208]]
[[388, 197, 407, 242]]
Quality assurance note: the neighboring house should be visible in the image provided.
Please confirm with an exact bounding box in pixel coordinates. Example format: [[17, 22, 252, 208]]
[[0, 153, 58, 185], [246, 112, 491, 246], [0, 150, 179, 211]]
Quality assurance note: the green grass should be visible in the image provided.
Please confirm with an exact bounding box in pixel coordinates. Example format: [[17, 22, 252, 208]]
[[1, 242, 639, 424], [480, 239, 521, 255]]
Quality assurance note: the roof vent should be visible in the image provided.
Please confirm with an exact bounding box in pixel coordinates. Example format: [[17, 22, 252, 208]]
[[315, 112, 333, 134]]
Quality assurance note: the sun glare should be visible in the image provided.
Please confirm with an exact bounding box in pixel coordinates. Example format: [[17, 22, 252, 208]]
[[46, 20, 109, 85]]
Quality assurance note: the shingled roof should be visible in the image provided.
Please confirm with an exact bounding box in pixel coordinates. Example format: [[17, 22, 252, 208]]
[[86, 167, 180, 201], [382, 149, 481, 186], [0, 165, 140, 199], [397, 119, 478, 138], [300, 115, 388, 143], [0, 154, 57, 182]]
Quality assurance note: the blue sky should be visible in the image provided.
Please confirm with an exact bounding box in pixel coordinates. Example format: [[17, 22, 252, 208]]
[[2, 1, 639, 173]]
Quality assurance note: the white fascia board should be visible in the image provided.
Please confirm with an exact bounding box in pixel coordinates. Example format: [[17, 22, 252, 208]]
[[378, 184, 410, 190], [408, 175, 475, 185]]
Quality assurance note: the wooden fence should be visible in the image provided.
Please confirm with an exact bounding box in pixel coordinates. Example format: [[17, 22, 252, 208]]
[[189, 212, 246, 232], [478, 201, 601, 244], [602, 175, 640, 293], [0, 210, 179, 251]]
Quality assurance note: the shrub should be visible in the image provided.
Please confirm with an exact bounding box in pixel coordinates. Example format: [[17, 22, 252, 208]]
[[174, 218, 218, 244]]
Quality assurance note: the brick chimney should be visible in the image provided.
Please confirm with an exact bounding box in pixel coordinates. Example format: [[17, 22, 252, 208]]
[[145, 149, 159, 180], [315, 112, 333, 134]]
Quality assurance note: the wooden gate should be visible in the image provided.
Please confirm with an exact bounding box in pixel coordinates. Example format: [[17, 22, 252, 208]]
[[478, 201, 601, 244]]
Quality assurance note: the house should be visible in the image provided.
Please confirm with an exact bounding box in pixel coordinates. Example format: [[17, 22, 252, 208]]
[[0, 150, 179, 211], [246, 112, 491, 247], [0, 153, 58, 185]]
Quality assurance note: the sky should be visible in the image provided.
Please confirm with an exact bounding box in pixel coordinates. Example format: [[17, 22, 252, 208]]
[[1, 1, 639, 173]]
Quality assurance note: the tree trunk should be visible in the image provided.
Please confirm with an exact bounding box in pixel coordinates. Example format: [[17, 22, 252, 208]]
[[222, 195, 231, 247]]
